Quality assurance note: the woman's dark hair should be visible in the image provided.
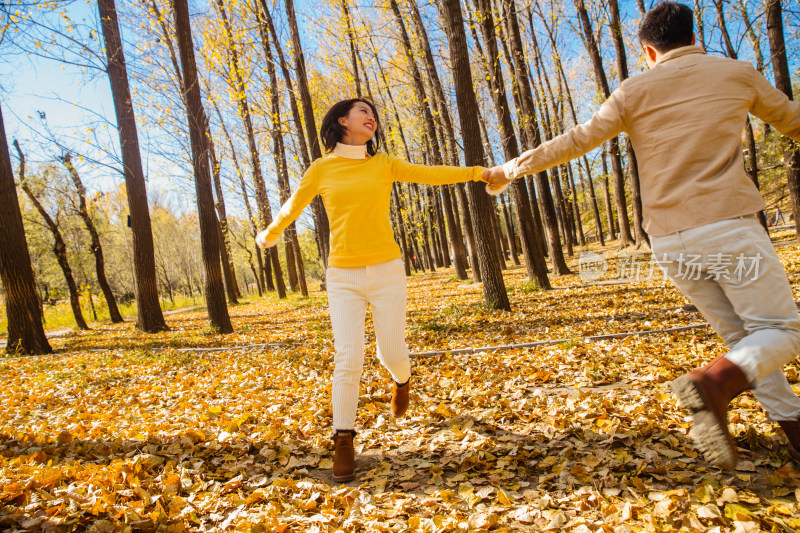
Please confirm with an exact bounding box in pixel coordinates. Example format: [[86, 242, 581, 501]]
[[320, 98, 382, 156], [638, 2, 694, 53]]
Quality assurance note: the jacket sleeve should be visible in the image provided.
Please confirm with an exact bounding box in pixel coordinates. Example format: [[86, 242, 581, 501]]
[[389, 156, 486, 185], [263, 165, 319, 241], [750, 66, 800, 141], [506, 88, 626, 180]]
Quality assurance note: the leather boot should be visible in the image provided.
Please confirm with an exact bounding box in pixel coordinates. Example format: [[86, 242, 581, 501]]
[[777, 418, 800, 465], [332, 430, 355, 482], [391, 379, 410, 418], [671, 356, 751, 469]]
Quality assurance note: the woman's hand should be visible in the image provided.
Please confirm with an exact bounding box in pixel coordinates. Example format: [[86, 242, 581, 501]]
[[483, 166, 512, 195], [255, 230, 278, 249]]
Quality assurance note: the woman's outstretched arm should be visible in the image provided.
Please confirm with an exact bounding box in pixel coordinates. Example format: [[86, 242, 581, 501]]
[[388, 156, 487, 186], [256, 165, 320, 248]]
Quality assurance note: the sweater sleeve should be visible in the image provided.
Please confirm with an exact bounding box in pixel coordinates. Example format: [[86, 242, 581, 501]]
[[505, 88, 626, 180], [263, 165, 319, 241], [388, 156, 486, 185], [750, 66, 800, 141]]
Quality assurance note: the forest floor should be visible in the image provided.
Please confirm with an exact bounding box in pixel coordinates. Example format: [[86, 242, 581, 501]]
[[2, 233, 800, 532]]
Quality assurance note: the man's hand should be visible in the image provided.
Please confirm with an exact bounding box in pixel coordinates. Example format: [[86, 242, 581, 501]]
[[483, 165, 512, 195], [255, 230, 278, 249]]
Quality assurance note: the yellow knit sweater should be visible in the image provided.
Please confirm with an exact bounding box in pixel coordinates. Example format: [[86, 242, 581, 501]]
[[265, 151, 486, 268]]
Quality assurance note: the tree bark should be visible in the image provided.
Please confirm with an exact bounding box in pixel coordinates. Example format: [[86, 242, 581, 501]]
[[473, 0, 553, 285], [714, 0, 769, 230], [98, 0, 167, 332], [0, 110, 51, 353], [61, 152, 124, 322], [574, 0, 634, 248], [766, 0, 800, 240], [256, 0, 308, 296], [440, 0, 510, 309], [285, 0, 331, 267], [608, 0, 647, 246], [173, 0, 233, 333], [214, 0, 285, 299], [16, 151, 88, 331]]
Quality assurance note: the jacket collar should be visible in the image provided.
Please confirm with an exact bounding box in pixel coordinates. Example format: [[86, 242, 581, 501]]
[[333, 142, 368, 159], [655, 45, 706, 66]]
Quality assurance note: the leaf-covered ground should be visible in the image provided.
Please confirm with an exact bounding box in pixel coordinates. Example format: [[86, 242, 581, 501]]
[[3, 237, 800, 532]]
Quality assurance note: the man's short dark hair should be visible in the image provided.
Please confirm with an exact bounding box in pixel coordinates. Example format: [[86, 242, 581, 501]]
[[638, 2, 695, 53]]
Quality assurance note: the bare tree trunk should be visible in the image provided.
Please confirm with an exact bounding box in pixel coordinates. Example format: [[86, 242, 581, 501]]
[[173, 0, 233, 333], [340, 0, 361, 96], [255, 0, 307, 296], [608, 0, 647, 246], [0, 118, 50, 353], [215, 0, 285, 299], [533, 4, 604, 245], [695, 0, 706, 49], [440, 0, 510, 310], [766, 0, 800, 238], [714, 0, 769, 230], [602, 144, 617, 238], [98, 0, 167, 332], [60, 152, 124, 322], [574, 0, 634, 248], [16, 146, 88, 330], [566, 164, 585, 245], [284, 0, 331, 267], [472, 0, 553, 285], [204, 119, 240, 303]]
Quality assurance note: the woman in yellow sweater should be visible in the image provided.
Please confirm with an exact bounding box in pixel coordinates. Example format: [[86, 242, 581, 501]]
[[257, 98, 486, 482]]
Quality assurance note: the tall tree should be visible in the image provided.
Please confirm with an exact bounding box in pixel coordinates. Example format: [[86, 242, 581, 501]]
[[765, 0, 800, 240], [607, 0, 647, 246], [0, 105, 52, 354], [472, 0, 553, 284], [439, 0, 510, 310], [214, 0, 285, 298], [60, 153, 124, 323], [15, 143, 88, 330], [285, 0, 331, 268], [712, 0, 768, 230], [173, 0, 233, 333], [98, 0, 168, 332], [532, 4, 604, 245], [255, 1, 308, 296], [574, 0, 634, 248]]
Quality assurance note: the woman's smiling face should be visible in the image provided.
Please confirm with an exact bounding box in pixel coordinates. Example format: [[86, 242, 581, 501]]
[[338, 101, 377, 146]]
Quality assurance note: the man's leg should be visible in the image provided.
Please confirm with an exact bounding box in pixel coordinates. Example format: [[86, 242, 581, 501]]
[[653, 217, 800, 467], [659, 256, 800, 423]]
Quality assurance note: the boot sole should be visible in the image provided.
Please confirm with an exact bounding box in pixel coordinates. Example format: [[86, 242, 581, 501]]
[[332, 473, 354, 483], [671, 375, 738, 470]]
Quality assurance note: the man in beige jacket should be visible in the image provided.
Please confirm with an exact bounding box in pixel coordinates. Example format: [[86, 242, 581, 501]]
[[485, 2, 800, 469]]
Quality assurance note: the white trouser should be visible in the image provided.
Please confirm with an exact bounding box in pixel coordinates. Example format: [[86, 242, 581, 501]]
[[327, 258, 411, 431], [652, 216, 800, 421]]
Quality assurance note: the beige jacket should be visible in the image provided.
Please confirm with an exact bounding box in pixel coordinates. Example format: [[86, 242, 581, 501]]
[[504, 46, 800, 236]]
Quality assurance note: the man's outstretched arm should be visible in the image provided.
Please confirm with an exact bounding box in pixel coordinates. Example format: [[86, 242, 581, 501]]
[[486, 89, 627, 192]]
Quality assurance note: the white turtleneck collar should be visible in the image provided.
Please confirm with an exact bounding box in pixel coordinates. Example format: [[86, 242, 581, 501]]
[[333, 142, 368, 159]]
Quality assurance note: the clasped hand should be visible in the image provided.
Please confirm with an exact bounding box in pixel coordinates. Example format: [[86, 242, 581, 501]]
[[483, 165, 511, 193]]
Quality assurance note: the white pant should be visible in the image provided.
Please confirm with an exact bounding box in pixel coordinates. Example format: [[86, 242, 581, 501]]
[[327, 258, 411, 431], [652, 216, 800, 421]]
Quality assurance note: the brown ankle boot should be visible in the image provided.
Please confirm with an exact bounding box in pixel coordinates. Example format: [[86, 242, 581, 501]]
[[777, 418, 800, 465], [391, 379, 410, 417], [671, 356, 751, 469], [332, 430, 355, 482]]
